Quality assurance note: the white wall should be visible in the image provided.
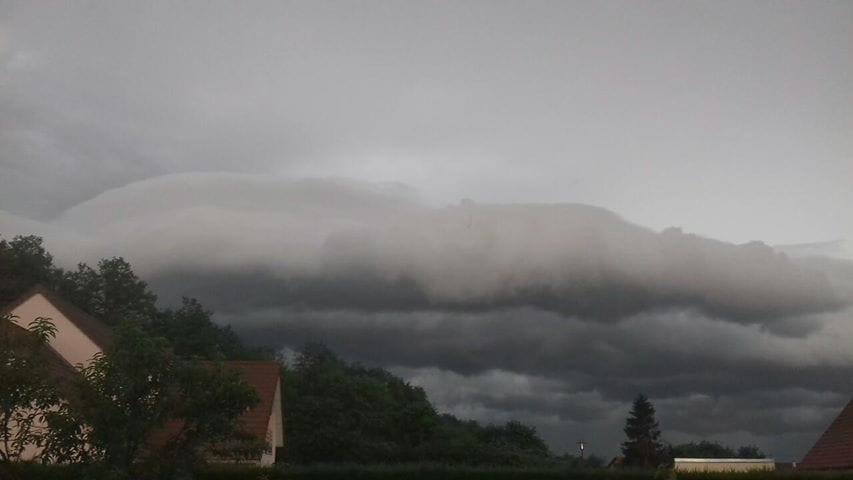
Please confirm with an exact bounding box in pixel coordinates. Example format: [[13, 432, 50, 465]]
[[9, 293, 102, 367]]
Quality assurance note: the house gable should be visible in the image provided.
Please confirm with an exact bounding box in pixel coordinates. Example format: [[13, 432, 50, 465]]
[[3, 289, 106, 368]]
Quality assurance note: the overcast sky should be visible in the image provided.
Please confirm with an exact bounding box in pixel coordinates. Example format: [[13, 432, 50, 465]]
[[1, 0, 852, 461]]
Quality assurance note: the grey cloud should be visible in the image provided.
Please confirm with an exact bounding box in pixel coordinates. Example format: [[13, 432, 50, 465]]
[[2, 1, 851, 245], [388, 367, 621, 424], [19, 173, 842, 328], [229, 306, 853, 398]]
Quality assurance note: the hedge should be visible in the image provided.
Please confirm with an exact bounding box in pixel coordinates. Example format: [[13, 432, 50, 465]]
[[8, 463, 853, 480]]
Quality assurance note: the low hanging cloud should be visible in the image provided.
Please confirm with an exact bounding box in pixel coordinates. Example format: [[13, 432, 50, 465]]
[[6, 172, 842, 330]]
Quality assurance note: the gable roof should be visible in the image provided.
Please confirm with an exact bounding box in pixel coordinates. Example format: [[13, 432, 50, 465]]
[[1, 286, 112, 349], [0, 319, 78, 387], [148, 361, 282, 451], [800, 399, 853, 470], [224, 361, 281, 440]]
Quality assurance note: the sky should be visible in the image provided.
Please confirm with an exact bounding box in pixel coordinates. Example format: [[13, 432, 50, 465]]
[[1, 0, 852, 461]]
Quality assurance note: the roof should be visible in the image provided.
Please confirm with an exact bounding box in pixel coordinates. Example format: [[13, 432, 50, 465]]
[[800, 399, 853, 470], [0, 319, 78, 387], [148, 361, 281, 452], [223, 361, 281, 441], [1, 286, 112, 349]]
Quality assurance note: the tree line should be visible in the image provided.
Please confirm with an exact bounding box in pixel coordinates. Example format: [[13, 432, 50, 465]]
[[621, 394, 766, 468]]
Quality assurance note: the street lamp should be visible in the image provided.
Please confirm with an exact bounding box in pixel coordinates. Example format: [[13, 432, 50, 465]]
[[577, 440, 586, 460]]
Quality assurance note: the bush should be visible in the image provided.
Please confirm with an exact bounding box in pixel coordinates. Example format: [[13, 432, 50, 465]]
[[12, 463, 853, 480]]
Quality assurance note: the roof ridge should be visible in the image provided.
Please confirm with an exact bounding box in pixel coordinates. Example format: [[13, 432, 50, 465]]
[[800, 398, 853, 470], [2, 285, 112, 349]]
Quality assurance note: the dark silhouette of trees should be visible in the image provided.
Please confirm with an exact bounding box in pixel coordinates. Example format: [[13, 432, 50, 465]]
[[621, 394, 664, 468], [283, 342, 554, 465]]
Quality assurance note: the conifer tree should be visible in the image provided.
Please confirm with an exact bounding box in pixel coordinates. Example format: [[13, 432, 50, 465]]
[[621, 394, 664, 468]]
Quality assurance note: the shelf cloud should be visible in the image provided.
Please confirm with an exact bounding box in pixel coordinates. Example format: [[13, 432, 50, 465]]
[[11, 172, 843, 330]]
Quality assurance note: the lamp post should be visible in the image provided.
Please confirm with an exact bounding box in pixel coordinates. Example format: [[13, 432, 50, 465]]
[[577, 440, 586, 460]]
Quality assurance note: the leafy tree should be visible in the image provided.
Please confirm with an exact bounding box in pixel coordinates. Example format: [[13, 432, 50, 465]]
[[44, 318, 262, 478], [151, 297, 264, 360], [0, 236, 60, 306], [58, 318, 177, 476], [621, 394, 665, 468], [0, 314, 58, 462], [59, 258, 158, 325], [478, 421, 552, 465], [284, 343, 441, 463], [667, 441, 766, 460], [670, 440, 735, 459], [149, 361, 261, 478], [284, 342, 552, 466], [737, 444, 766, 458]]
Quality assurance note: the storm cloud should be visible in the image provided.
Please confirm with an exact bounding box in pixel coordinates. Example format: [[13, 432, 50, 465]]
[[10, 173, 844, 328]]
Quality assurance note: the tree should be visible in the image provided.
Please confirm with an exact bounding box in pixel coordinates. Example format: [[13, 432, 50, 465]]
[[59, 258, 158, 325], [284, 342, 441, 464], [283, 342, 553, 466], [149, 361, 260, 477], [0, 314, 59, 462], [621, 394, 665, 468], [667, 441, 766, 460], [0, 236, 60, 306], [44, 318, 262, 479], [737, 444, 765, 458], [478, 421, 552, 465], [670, 440, 735, 459], [59, 318, 177, 476], [151, 297, 264, 360]]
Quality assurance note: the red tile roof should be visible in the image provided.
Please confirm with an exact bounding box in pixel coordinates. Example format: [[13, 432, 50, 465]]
[[800, 399, 853, 470], [223, 361, 281, 441], [148, 361, 281, 455]]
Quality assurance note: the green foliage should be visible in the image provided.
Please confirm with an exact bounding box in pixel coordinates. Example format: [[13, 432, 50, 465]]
[[0, 235, 61, 306], [53, 318, 177, 475], [670, 441, 736, 459], [668, 441, 766, 460], [737, 445, 766, 459], [0, 314, 59, 462], [284, 343, 437, 464], [59, 258, 159, 325], [151, 297, 267, 360], [0, 235, 157, 325], [622, 394, 665, 468], [284, 343, 553, 466], [41, 319, 264, 479], [156, 360, 262, 476], [0, 234, 268, 361]]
